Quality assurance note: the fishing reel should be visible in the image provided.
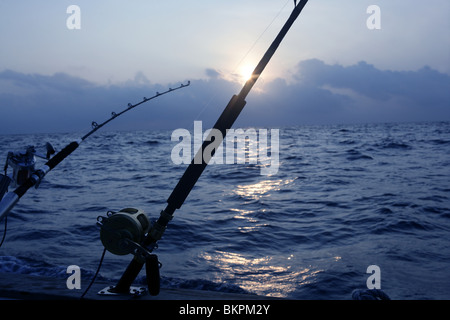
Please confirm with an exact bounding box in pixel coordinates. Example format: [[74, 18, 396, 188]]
[[1, 143, 55, 201], [3, 143, 55, 188], [96, 208, 161, 296]]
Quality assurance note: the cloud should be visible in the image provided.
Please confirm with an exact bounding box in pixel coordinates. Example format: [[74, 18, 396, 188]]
[[293, 59, 450, 104], [0, 59, 449, 134], [242, 59, 450, 126], [205, 68, 221, 79], [0, 69, 240, 134]]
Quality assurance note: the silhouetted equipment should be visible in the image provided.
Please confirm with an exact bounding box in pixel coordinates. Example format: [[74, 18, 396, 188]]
[[97, 208, 161, 296], [0, 81, 190, 223], [111, 0, 310, 295]]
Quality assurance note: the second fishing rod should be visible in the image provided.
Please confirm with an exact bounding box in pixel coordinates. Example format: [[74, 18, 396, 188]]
[[0, 81, 190, 224]]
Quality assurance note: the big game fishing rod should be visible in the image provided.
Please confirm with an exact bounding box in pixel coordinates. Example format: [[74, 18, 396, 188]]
[[0, 81, 190, 223], [108, 0, 310, 296]]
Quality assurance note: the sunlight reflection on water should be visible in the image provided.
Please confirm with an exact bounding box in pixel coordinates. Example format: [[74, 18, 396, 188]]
[[233, 178, 295, 200], [201, 250, 322, 298]]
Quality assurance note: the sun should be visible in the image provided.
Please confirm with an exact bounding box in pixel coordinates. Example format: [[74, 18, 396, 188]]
[[239, 64, 255, 83]]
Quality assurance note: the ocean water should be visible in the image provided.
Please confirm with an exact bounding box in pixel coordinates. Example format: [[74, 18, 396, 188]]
[[0, 121, 449, 300]]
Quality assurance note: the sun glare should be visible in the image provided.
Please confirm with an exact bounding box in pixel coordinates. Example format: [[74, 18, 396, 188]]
[[240, 64, 255, 83]]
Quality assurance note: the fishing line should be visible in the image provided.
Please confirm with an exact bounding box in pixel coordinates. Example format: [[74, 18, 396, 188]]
[[191, 0, 291, 126], [230, 0, 291, 75], [113, 1, 310, 293], [80, 247, 107, 299]]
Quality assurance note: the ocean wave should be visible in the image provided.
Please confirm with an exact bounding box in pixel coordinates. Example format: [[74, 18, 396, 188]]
[[0, 256, 76, 279], [1, 122, 449, 299], [375, 139, 412, 150], [344, 149, 373, 161]]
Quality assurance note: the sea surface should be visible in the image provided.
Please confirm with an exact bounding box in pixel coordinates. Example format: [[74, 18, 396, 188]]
[[0, 121, 449, 300]]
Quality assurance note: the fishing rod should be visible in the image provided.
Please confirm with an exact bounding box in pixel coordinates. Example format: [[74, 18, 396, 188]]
[[100, 0, 310, 296], [0, 81, 190, 223]]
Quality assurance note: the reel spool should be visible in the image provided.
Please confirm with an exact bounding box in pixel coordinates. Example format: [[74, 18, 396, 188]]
[[5, 147, 37, 188], [98, 208, 150, 256], [97, 208, 161, 296]]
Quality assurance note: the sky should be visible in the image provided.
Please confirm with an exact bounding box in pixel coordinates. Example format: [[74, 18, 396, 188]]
[[0, 0, 449, 134]]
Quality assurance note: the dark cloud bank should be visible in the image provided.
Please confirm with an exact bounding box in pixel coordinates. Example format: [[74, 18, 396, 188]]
[[0, 59, 449, 134]]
